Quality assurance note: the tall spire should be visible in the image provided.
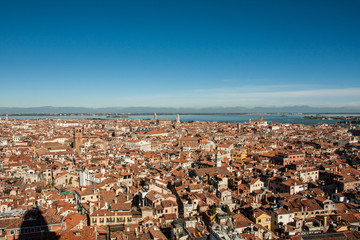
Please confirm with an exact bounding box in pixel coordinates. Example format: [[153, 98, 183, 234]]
[[216, 151, 222, 167], [154, 112, 157, 121], [176, 114, 180, 124]]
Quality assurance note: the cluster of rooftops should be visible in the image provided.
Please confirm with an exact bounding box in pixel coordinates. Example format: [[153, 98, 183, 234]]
[[0, 115, 359, 239]]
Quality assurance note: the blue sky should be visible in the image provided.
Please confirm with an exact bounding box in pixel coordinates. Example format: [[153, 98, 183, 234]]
[[1, 0, 359, 108]]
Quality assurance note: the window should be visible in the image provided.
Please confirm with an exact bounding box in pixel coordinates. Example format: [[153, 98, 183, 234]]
[[92, 218, 97, 223], [10, 230, 14, 235], [258, 219, 261, 223], [100, 218, 104, 223]]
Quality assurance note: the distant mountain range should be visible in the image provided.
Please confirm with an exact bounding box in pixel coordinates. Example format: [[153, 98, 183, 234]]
[[0, 106, 360, 114]]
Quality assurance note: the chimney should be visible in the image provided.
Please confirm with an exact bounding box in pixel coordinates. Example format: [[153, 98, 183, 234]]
[[324, 216, 328, 227]]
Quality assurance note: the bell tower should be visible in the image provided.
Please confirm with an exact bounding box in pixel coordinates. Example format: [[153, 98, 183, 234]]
[[74, 127, 83, 154], [216, 151, 222, 167]]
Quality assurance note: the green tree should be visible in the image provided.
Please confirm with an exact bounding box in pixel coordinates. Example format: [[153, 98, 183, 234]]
[[211, 206, 217, 215], [225, 204, 231, 213], [68, 176, 73, 185]]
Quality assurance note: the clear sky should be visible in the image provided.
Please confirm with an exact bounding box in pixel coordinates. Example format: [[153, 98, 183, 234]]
[[1, 0, 359, 108]]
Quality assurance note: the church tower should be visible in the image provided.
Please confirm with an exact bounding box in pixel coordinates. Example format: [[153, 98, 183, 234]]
[[216, 151, 222, 167], [176, 114, 180, 124], [154, 112, 157, 121], [74, 127, 83, 154]]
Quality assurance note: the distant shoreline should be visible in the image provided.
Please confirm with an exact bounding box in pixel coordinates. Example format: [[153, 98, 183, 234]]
[[0, 113, 298, 116], [303, 115, 360, 120], [3, 113, 357, 125], [1, 112, 359, 117]]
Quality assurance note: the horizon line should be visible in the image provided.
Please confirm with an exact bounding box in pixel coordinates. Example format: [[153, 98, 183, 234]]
[[1, 105, 360, 109]]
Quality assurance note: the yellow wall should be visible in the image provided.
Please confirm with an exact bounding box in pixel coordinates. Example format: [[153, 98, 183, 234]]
[[256, 214, 271, 230], [91, 214, 132, 226], [231, 149, 247, 160]]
